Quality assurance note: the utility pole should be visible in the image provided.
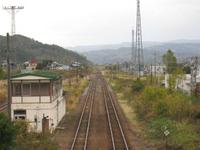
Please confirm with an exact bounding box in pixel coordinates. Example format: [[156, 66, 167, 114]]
[[131, 29, 135, 74], [3, 6, 24, 35], [135, 0, 144, 78], [154, 51, 157, 84], [7, 33, 11, 121], [151, 64, 153, 85], [190, 56, 198, 95]]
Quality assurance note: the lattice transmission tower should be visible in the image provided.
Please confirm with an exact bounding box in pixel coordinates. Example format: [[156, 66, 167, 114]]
[[134, 0, 144, 77], [3, 5, 24, 64], [3, 6, 24, 35]]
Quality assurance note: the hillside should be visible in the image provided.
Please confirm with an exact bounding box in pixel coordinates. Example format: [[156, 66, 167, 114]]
[[83, 42, 200, 64], [0, 35, 90, 65]]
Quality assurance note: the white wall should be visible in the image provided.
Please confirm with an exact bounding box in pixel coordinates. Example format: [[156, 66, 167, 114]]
[[11, 96, 66, 132], [12, 96, 51, 103]]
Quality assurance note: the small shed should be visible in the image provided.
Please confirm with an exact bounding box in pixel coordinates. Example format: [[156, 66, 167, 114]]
[[11, 71, 66, 132]]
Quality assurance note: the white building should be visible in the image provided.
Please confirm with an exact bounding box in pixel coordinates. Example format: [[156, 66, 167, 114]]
[[47, 61, 70, 71], [11, 71, 66, 133], [145, 65, 166, 75], [24, 58, 38, 71], [164, 73, 200, 95]]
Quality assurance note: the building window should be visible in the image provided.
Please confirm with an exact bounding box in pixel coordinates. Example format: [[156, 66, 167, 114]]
[[12, 83, 21, 96], [23, 84, 31, 96], [14, 110, 26, 120], [31, 83, 39, 96], [40, 83, 50, 96]]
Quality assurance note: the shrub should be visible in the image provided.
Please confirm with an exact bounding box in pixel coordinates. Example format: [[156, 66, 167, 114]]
[[14, 120, 58, 150], [0, 113, 16, 150], [165, 92, 193, 121], [134, 87, 168, 120], [131, 79, 144, 93]]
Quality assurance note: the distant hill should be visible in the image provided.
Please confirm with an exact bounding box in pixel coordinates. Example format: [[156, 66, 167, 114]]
[[83, 42, 200, 64], [68, 41, 163, 53], [0, 35, 90, 65]]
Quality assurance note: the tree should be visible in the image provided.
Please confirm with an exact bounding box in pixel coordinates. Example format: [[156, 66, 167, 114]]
[[0, 113, 16, 150], [163, 49, 177, 74], [36, 60, 53, 70]]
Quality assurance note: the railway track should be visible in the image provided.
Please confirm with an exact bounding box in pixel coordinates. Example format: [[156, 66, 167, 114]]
[[70, 79, 96, 150], [0, 102, 8, 113], [101, 77, 130, 150], [69, 74, 130, 150]]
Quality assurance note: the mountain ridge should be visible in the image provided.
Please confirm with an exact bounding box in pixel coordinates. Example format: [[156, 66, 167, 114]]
[[83, 42, 200, 64], [0, 34, 90, 65]]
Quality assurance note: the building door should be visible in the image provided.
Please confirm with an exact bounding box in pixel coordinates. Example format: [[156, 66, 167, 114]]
[[42, 117, 49, 134]]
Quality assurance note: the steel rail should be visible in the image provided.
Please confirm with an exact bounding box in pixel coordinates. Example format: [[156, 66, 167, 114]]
[[70, 81, 92, 150], [84, 82, 96, 150], [70, 80, 96, 150], [102, 78, 129, 150], [102, 85, 116, 150]]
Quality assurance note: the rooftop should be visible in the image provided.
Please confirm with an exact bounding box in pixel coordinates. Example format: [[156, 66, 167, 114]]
[[12, 71, 61, 80]]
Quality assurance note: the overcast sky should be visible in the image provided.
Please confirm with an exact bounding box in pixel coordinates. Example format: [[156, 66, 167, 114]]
[[0, 0, 200, 47]]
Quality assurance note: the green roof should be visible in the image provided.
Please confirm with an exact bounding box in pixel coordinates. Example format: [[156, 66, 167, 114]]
[[12, 71, 61, 80]]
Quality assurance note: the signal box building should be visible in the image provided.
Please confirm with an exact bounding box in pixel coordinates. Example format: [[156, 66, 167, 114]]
[[11, 72, 66, 132]]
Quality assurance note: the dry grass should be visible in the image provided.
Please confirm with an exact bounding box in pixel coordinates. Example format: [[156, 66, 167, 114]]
[[0, 80, 7, 104], [63, 78, 89, 112], [106, 73, 153, 147]]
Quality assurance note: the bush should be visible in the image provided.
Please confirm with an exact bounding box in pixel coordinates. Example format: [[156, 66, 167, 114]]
[[0, 113, 16, 150], [165, 92, 193, 121], [14, 120, 58, 150], [134, 87, 168, 120], [131, 79, 144, 93], [135, 86, 194, 121]]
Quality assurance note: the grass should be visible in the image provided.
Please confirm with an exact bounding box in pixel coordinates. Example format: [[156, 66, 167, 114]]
[[105, 71, 200, 149], [0, 80, 7, 104], [106, 73, 149, 144], [63, 77, 89, 112]]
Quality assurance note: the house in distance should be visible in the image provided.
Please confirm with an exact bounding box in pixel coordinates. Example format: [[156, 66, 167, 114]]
[[24, 58, 38, 71], [11, 71, 66, 133]]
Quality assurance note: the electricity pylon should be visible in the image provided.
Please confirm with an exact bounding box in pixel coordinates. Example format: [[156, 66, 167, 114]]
[[3, 6, 24, 35], [134, 0, 144, 77]]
